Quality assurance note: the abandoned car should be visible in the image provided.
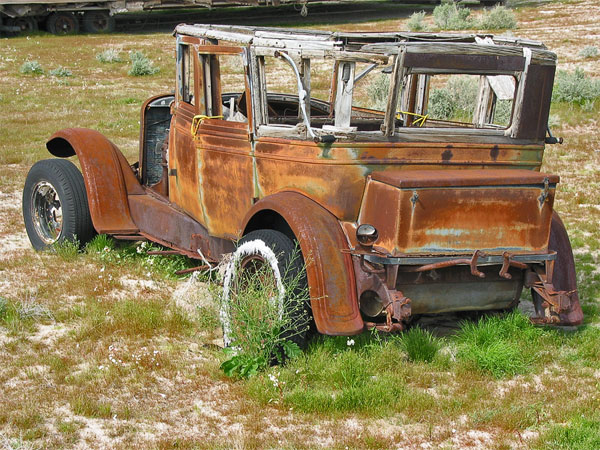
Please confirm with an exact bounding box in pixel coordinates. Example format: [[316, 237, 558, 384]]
[[22, 25, 583, 345]]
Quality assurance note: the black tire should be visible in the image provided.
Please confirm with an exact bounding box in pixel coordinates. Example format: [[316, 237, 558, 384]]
[[221, 229, 312, 354], [6, 17, 39, 35], [23, 159, 95, 251], [46, 12, 79, 35], [82, 11, 115, 33]]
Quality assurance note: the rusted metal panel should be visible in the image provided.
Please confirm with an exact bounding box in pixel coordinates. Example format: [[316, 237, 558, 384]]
[[396, 265, 524, 314], [242, 192, 364, 335], [255, 138, 545, 223], [46, 128, 140, 234], [196, 119, 254, 239], [358, 169, 557, 255]]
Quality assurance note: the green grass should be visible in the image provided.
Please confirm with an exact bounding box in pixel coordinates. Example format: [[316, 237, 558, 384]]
[[400, 326, 441, 363], [535, 414, 600, 449], [455, 312, 544, 378]]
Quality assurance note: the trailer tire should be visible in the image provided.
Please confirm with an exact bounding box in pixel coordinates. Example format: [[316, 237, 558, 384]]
[[23, 159, 95, 251], [82, 11, 115, 33], [7, 17, 38, 35], [46, 12, 79, 35], [220, 230, 312, 356]]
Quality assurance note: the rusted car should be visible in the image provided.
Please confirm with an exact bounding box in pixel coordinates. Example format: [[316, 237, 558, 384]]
[[22, 25, 583, 345]]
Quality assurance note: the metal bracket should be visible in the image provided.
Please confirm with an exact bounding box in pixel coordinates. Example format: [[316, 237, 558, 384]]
[[499, 251, 529, 279], [538, 177, 550, 207]]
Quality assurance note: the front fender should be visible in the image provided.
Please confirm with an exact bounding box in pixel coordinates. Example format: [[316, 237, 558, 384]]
[[46, 128, 142, 234], [242, 192, 364, 336]]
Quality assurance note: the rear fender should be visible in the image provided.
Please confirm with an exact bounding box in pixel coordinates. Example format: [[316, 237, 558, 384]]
[[242, 192, 364, 336], [46, 128, 142, 234]]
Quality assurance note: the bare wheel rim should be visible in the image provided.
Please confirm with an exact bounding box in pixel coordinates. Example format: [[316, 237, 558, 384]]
[[31, 181, 63, 244], [221, 239, 285, 347]]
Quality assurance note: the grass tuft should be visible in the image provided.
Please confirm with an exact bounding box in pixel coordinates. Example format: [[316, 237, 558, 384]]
[[400, 327, 441, 363], [96, 48, 122, 63], [455, 312, 542, 378], [0, 296, 7, 320], [49, 66, 72, 77], [53, 238, 80, 261], [579, 45, 599, 59], [128, 51, 159, 76], [20, 61, 44, 75], [85, 234, 115, 254]]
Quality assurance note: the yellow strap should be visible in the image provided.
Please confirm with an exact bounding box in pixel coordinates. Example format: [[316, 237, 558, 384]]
[[396, 110, 429, 127], [191, 114, 224, 137]]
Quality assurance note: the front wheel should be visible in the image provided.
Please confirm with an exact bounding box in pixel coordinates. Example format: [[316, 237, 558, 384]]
[[220, 230, 312, 356], [23, 159, 95, 251]]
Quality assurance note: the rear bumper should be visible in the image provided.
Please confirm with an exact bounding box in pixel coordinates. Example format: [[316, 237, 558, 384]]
[[351, 249, 576, 330]]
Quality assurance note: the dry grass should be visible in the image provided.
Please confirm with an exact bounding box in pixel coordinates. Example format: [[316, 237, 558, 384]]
[[1, 1, 599, 448]]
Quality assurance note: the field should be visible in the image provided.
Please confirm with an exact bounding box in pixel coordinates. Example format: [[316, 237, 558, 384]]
[[1, 0, 599, 448]]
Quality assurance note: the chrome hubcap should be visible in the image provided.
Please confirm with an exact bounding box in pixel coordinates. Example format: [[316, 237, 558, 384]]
[[31, 181, 63, 244]]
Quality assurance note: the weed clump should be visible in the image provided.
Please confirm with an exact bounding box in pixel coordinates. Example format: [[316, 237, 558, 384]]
[[20, 61, 43, 75], [455, 312, 542, 378], [49, 66, 72, 77], [407, 11, 429, 32], [128, 50, 159, 76], [96, 48, 122, 63], [552, 68, 600, 106], [400, 327, 441, 362], [433, 1, 473, 30], [478, 5, 517, 30], [579, 45, 599, 59], [53, 238, 80, 261], [219, 249, 309, 378]]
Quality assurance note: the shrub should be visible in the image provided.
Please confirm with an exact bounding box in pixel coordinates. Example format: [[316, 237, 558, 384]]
[[552, 68, 600, 105], [428, 75, 479, 121], [17, 298, 54, 321], [407, 11, 429, 32], [400, 327, 441, 362], [128, 50, 159, 76], [20, 61, 43, 75], [49, 66, 72, 77], [366, 73, 390, 111], [478, 5, 517, 30], [96, 48, 122, 63], [433, 1, 473, 30], [579, 45, 599, 59]]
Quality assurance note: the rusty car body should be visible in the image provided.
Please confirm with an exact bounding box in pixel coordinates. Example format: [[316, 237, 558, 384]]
[[23, 25, 583, 339]]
